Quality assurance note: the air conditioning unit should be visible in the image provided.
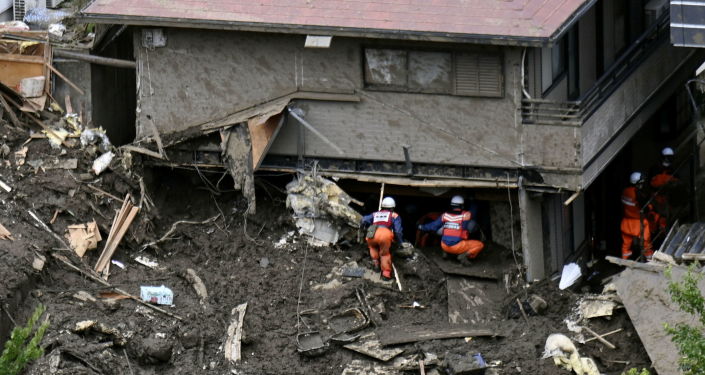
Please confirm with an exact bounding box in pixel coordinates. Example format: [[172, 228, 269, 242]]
[[13, 0, 44, 21], [644, 0, 668, 27]]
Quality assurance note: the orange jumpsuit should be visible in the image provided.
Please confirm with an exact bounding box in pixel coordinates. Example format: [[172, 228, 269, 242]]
[[415, 212, 441, 247], [420, 209, 484, 259], [621, 186, 653, 259], [361, 210, 403, 279], [649, 170, 677, 233]]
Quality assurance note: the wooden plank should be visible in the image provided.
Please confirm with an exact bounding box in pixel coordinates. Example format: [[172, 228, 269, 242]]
[[0, 53, 45, 64], [0, 60, 44, 92], [247, 113, 284, 170], [377, 324, 499, 346], [344, 333, 404, 362], [680, 253, 705, 261], [45, 63, 84, 95], [605, 256, 667, 273], [95, 197, 138, 273], [0, 93, 19, 127], [224, 302, 248, 363]]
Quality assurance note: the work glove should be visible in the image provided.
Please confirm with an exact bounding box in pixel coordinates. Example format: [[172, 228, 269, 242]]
[[417, 224, 424, 231], [402, 242, 412, 249]]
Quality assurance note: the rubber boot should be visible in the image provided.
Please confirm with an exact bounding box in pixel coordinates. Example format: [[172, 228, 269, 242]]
[[456, 253, 472, 266], [372, 259, 380, 271], [381, 269, 393, 281]]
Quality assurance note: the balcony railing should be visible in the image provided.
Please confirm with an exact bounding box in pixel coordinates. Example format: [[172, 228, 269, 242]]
[[521, 12, 671, 126]]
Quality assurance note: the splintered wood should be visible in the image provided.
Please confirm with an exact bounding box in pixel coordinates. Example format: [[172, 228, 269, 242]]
[[94, 195, 139, 278], [0, 222, 14, 240], [66, 220, 102, 257], [225, 303, 248, 363]]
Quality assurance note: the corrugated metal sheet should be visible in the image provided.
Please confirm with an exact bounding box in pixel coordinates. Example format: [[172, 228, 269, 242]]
[[81, 0, 594, 44]]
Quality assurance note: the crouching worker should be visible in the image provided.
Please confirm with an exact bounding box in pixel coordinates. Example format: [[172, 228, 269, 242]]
[[360, 197, 408, 280], [418, 195, 484, 264]]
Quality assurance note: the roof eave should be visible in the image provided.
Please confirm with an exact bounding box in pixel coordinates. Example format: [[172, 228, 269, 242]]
[[77, 13, 551, 47]]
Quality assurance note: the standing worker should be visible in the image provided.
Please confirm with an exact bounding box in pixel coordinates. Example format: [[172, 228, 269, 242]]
[[360, 197, 408, 280], [418, 195, 484, 264], [649, 147, 678, 234], [621, 172, 653, 260]]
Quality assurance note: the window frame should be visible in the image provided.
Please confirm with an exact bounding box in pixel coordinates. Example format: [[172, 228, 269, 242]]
[[361, 46, 504, 98]]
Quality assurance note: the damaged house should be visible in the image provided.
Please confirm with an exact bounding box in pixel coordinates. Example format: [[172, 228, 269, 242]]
[[78, 0, 704, 281]]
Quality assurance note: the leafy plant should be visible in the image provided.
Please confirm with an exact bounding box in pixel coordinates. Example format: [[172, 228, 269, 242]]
[[621, 368, 650, 375], [0, 305, 49, 375], [665, 266, 705, 375]]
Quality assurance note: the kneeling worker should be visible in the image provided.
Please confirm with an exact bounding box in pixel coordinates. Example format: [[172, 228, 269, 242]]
[[418, 195, 485, 263], [360, 197, 407, 280]]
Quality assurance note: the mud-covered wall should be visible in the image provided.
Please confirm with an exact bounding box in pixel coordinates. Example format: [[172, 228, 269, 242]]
[[134, 28, 523, 168]]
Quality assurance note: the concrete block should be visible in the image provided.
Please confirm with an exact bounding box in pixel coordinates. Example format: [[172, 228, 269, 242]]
[[19, 76, 45, 98]]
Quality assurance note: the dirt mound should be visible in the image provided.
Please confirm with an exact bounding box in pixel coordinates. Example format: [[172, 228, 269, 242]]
[[0, 122, 652, 375]]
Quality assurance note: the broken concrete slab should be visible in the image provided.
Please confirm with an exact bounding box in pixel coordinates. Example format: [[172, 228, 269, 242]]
[[578, 297, 619, 319], [613, 267, 700, 375], [443, 352, 487, 375], [343, 333, 403, 362], [420, 247, 501, 280], [447, 276, 502, 324]]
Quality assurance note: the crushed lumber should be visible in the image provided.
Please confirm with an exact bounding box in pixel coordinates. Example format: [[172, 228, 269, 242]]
[[584, 328, 623, 343], [45, 62, 85, 95], [0, 93, 19, 127], [605, 256, 666, 273], [582, 326, 616, 349], [184, 268, 208, 303], [94, 195, 140, 277], [343, 333, 403, 361], [376, 324, 499, 346], [140, 215, 219, 250], [51, 253, 183, 321], [224, 302, 248, 363]]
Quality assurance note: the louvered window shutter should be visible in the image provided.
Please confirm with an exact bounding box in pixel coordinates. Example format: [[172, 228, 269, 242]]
[[455, 53, 503, 97]]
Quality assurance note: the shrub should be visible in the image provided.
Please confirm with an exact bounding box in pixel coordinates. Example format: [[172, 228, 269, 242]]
[[0, 305, 49, 375], [665, 267, 705, 375]]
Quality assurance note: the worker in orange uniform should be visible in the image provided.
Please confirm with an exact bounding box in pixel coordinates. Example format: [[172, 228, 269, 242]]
[[360, 197, 408, 280], [649, 147, 678, 234], [415, 212, 441, 247], [418, 195, 484, 264], [621, 172, 653, 260]]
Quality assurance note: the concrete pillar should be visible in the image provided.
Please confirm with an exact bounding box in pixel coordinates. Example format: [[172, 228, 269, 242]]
[[519, 187, 545, 282]]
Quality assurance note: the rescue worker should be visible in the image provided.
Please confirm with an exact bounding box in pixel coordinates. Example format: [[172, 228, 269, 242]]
[[418, 195, 485, 263], [621, 172, 653, 260], [360, 197, 407, 280], [415, 211, 441, 247], [649, 147, 677, 234]]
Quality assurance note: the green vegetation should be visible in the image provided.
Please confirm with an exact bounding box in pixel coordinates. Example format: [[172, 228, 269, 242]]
[[0, 305, 49, 375], [621, 368, 650, 375], [665, 267, 705, 375]]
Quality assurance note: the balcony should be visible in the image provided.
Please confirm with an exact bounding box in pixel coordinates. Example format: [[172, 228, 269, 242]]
[[521, 12, 702, 188]]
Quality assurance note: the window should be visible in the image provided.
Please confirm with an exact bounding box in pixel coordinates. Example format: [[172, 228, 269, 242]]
[[363, 48, 503, 97], [541, 36, 567, 93]]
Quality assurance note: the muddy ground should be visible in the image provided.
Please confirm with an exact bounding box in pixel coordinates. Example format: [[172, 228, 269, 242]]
[[0, 122, 653, 375]]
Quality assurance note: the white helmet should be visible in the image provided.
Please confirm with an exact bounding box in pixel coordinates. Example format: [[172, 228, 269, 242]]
[[381, 197, 395, 209], [629, 172, 644, 185], [662, 147, 674, 167], [450, 195, 464, 207]]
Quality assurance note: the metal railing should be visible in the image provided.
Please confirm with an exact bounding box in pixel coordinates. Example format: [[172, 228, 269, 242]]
[[521, 12, 671, 126]]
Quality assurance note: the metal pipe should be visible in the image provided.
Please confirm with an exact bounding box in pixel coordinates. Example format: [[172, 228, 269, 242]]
[[287, 106, 344, 155], [53, 49, 136, 69]]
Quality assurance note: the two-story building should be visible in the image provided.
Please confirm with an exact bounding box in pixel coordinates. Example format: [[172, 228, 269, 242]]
[[79, 0, 704, 281]]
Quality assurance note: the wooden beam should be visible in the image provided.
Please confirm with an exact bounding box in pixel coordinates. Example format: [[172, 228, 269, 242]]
[[605, 256, 667, 273], [0, 92, 19, 127], [45, 63, 85, 95], [377, 324, 499, 346]]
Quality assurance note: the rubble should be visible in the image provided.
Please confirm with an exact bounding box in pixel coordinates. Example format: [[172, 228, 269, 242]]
[[286, 171, 362, 245]]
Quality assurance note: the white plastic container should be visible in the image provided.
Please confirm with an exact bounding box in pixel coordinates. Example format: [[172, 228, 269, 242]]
[[92, 151, 114, 175], [140, 285, 173, 305]]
